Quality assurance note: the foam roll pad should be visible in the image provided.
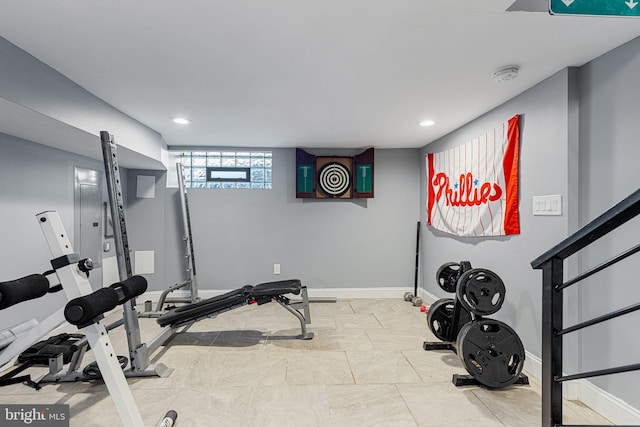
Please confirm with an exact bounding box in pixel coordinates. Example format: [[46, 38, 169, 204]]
[[0, 274, 50, 310], [64, 288, 119, 326], [110, 275, 147, 303]]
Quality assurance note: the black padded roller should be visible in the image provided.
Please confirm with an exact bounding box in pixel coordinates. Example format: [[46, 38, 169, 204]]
[[64, 288, 119, 326], [110, 275, 147, 302], [0, 274, 50, 310]]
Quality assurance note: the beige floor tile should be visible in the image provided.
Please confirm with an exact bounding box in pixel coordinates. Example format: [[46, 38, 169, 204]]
[[0, 297, 615, 427], [397, 383, 504, 427], [366, 328, 429, 351], [564, 399, 614, 425], [472, 385, 543, 426], [373, 310, 428, 330], [272, 327, 374, 352], [245, 385, 332, 427], [308, 301, 354, 316], [285, 351, 354, 385], [215, 352, 287, 387], [403, 349, 467, 383], [347, 351, 422, 384], [348, 299, 396, 314], [165, 386, 252, 427], [325, 384, 417, 426]]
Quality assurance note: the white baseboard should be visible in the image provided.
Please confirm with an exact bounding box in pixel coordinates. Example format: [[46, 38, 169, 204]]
[[575, 379, 640, 425], [522, 349, 640, 424], [141, 286, 430, 302]]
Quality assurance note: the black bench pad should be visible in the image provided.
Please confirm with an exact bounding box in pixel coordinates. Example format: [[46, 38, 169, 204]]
[[252, 279, 301, 298], [157, 285, 252, 327], [156, 280, 302, 328]]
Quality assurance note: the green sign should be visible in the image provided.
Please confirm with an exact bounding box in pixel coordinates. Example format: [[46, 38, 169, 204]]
[[550, 0, 640, 17], [356, 164, 372, 193], [297, 164, 314, 193]]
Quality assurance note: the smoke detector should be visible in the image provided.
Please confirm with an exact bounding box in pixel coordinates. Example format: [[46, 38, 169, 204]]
[[492, 66, 520, 82]]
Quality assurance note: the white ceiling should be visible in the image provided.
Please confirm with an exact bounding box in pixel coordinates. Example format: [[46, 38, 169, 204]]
[[1, 0, 640, 150]]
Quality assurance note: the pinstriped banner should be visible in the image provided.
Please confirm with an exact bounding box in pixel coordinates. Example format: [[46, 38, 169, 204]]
[[426, 115, 520, 237]]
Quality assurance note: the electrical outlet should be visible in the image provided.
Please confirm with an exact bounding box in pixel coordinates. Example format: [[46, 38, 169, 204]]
[[273, 263, 281, 275]]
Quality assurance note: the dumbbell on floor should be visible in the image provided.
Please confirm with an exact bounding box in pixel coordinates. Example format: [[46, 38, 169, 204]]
[[403, 292, 423, 307]]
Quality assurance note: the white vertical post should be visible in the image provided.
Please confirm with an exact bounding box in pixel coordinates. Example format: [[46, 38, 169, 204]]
[[37, 211, 145, 427]]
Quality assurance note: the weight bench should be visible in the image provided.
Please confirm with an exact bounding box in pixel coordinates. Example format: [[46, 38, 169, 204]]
[[156, 279, 313, 339]]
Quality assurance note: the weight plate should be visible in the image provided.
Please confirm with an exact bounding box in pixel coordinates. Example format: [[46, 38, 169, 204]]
[[435, 262, 461, 293], [456, 268, 506, 316], [456, 319, 525, 389], [426, 298, 471, 342]]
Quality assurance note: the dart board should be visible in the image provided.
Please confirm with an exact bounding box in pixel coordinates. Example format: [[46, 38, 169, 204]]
[[295, 148, 373, 199], [317, 161, 352, 197], [316, 157, 353, 198]]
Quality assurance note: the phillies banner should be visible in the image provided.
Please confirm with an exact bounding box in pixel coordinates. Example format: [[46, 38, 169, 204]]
[[426, 115, 520, 237]]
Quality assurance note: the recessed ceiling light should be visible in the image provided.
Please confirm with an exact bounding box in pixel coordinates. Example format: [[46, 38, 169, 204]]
[[419, 120, 435, 127], [173, 117, 190, 125]]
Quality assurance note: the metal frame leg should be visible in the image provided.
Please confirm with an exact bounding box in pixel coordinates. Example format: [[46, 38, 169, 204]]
[[37, 211, 145, 426]]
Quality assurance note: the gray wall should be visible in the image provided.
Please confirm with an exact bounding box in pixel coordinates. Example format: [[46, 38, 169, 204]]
[[577, 37, 640, 407], [419, 36, 640, 411], [0, 133, 113, 327], [126, 148, 422, 292], [419, 69, 574, 360]]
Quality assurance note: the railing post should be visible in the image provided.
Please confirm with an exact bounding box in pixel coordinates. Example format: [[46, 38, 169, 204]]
[[542, 257, 564, 426]]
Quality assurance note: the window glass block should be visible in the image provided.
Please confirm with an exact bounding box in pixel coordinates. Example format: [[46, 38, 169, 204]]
[[236, 157, 251, 167], [251, 169, 265, 182], [173, 150, 271, 190], [251, 157, 265, 167], [207, 157, 221, 167], [265, 182, 272, 189], [222, 157, 236, 167], [192, 168, 206, 181], [192, 157, 206, 167]]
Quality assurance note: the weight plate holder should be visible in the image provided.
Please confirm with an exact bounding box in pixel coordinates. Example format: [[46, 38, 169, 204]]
[[456, 319, 526, 389], [456, 268, 506, 316], [426, 298, 472, 342]]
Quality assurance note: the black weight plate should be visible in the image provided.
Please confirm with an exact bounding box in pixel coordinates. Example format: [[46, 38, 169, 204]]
[[436, 262, 461, 293], [456, 319, 525, 389], [426, 298, 471, 342], [456, 268, 506, 316]]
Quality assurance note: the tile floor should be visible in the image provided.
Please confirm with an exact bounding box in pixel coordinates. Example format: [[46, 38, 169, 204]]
[[0, 298, 613, 426]]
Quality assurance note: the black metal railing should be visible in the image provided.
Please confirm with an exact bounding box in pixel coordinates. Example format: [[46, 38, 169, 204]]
[[531, 188, 640, 427]]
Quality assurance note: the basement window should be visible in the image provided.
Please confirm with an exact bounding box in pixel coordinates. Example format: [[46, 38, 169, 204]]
[[178, 151, 272, 189]]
